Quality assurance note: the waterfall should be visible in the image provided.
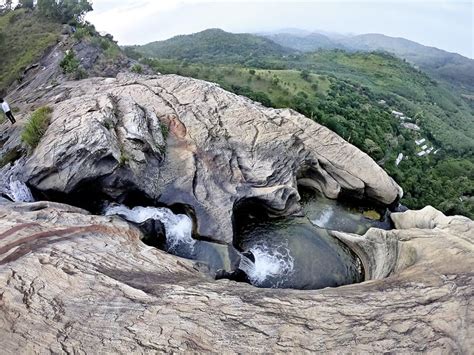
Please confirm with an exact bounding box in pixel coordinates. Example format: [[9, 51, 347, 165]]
[[310, 206, 334, 229], [104, 205, 195, 253], [0, 158, 34, 203], [238, 241, 294, 287], [8, 179, 35, 202]]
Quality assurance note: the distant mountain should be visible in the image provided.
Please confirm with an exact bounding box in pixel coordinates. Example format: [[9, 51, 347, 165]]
[[133, 28, 293, 63], [261, 31, 474, 89], [339, 34, 474, 89], [264, 32, 342, 52]]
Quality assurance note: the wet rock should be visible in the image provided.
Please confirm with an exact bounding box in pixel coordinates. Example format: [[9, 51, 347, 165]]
[[138, 218, 166, 248], [0, 201, 472, 353]]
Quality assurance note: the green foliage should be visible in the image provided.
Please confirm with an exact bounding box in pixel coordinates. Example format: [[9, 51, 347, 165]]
[[133, 29, 292, 64], [59, 49, 86, 79], [21, 106, 53, 151], [60, 50, 79, 72], [122, 46, 143, 60], [90, 35, 121, 60], [160, 122, 169, 140], [73, 26, 90, 40], [37, 0, 92, 24], [0, 147, 23, 168], [131, 64, 143, 74], [0, 9, 61, 91], [300, 69, 311, 81]]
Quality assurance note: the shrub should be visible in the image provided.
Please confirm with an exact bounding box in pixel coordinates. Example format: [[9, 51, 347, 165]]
[[73, 26, 90, 41], [300, 69, 311, 82], [60, 50, 79, 74], [131, 64, 143, 74], [21, 106, 53, 150], [73, 66, 87, 80]]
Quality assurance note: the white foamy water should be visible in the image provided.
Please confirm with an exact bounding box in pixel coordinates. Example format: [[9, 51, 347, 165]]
[[104, 205, 194, 252], [239, 242, 294, 287], [310, 206, 333, 228], [0, 158, 34, 203], [8, 178, 34, 202]]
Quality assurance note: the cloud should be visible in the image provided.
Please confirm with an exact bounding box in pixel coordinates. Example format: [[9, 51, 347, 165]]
[[85, 0, 473, 58]]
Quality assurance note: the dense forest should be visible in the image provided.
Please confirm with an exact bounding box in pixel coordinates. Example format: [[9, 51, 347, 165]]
[[129, 32, 474, 217]]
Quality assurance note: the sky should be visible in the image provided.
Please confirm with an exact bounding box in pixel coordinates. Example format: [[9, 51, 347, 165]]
[[84, 0, 474, 58]]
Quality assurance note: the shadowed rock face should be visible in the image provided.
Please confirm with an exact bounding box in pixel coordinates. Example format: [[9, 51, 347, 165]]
[[0, 201, 472, 353], [12, 73, 400, 243]]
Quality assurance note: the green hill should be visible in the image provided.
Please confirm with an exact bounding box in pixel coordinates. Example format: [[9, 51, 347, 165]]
[[262, 31, 474, 90], [131, 28, 293, 63], [0, 8, 62, 93]]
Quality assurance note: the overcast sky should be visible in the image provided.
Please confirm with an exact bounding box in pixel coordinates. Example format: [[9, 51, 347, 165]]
[[85, 0, 474, 58]]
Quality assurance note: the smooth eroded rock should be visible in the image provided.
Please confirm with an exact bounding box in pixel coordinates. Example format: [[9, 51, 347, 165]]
[[0, 201, 472, 353], [9, 73, 401, 243]]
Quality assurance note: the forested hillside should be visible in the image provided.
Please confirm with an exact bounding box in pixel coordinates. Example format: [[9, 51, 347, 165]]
[[262, 31, 474, 91], [131, 33, 474, 217], [131, 28, 292, 63]]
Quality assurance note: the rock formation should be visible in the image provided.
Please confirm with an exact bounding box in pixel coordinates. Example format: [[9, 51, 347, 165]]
[[3, 73, 400, 243], [0, 201, 472, 353], [1, 73, 471, 353]]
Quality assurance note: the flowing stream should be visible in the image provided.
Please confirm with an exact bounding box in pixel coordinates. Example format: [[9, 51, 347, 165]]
[[104, 190, 391, 290], [104, 204, 235, 272]]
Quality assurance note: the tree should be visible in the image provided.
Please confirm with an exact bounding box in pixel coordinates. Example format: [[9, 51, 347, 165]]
[[37, 0, 92, 23], [58, 0, 93, 23], [37, 0, 59, 19]]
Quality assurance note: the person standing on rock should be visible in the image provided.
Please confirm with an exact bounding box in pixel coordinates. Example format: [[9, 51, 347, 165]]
[[0, 98, 16, 124]]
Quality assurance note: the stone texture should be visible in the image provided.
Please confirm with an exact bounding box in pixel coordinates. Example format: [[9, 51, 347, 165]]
[[3, 73, 400, 243], [0, 201, 472, 353]]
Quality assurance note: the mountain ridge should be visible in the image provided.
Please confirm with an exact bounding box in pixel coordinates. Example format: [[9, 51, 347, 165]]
[[131, 28, 292, 63], [263, 30, 474, 89]]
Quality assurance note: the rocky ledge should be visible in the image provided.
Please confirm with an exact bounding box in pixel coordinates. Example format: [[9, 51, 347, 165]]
[[4, 73, 400, 243], [0, 73, 472, 353], [0, 200, 472, 353]]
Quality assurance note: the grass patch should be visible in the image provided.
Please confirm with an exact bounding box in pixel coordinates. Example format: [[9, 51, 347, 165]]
[[0, 147, 23, 167], [160, 122, 169, 140], [21, 106, 53, 151]]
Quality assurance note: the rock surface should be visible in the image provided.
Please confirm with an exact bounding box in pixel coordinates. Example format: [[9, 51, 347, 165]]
[[0, 201, 472, 353], [3, 73, 400, 243]]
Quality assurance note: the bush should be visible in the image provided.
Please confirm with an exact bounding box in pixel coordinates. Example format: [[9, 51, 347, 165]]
[[131, 64, 143, 74], [60, 50, 79, 74], [21, 106, 53, 150], [73, 26, 90, 41]]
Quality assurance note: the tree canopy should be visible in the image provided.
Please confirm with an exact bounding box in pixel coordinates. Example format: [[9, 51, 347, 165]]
[[37, 0, 92, 24]]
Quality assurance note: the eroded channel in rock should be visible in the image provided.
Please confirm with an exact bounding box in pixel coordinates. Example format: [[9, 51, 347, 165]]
[[230, 188, 392, 289], [6, 177, 393, 290], [101, 187, 393, 290]]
